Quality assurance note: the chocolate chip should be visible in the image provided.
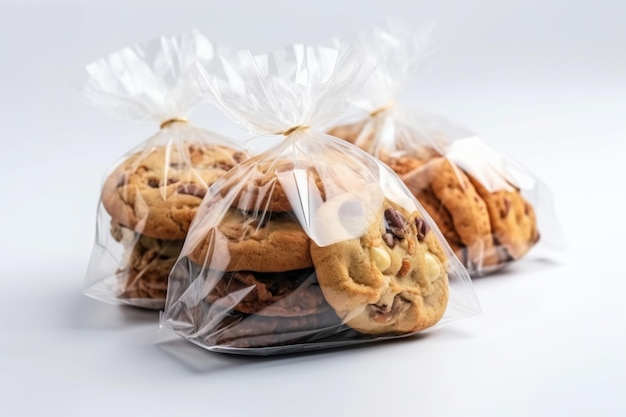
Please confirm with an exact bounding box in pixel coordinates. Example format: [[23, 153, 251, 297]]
[[500, 199, 511, 218], [170, 162, 185, 169], [267, 283, 280, 295], [414, 217, 429, 241], [177, 183, 206, 199], [147, 178, 159, 188], [383, 233, 396, 248], [166, 178, 179, 185], [233, 152, 246, 163], [384, 208, 409, 239]]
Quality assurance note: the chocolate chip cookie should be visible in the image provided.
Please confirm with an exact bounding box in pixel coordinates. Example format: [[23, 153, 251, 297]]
[[467, 175, 540, 261], [401, 157, 499, 271], [311, 199, 449, 335], [188, 208, 313, 272], [329, 118, 541, 275], [220, 159, 328, 213], [102, 143, 247, 240], [101, 142, 247, 307]]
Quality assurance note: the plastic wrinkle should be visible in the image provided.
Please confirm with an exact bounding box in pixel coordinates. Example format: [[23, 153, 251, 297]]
[[78, 29, 216, 123]]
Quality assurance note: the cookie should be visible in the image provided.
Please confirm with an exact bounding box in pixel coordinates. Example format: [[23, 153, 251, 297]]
[[111, 222, 184, 304], [102, 143, 247, 240], [467, 176, 540, 260], [220, 159, 328, 213], [401, 157, 499, 270], [168, 283, 342, 349], [188, 209, 313, 272], [378, 147, 441, 176], [205, 268, 331, 316], [209, 309, 342, 349], [311, 199, 449, 335]]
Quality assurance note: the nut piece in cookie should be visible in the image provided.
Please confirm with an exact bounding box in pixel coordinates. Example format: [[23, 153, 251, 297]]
[[311, 199, 449, 335]]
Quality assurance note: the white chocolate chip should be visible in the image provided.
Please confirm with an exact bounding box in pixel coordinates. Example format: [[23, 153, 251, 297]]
[[370, 245, 391, 272], [425, 252, 441, 282]]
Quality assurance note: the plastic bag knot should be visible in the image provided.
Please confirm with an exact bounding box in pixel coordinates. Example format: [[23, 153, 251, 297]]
[[160, 118, 189, 130], [279, 125, 310, 136], [370, 102, 396, 117]]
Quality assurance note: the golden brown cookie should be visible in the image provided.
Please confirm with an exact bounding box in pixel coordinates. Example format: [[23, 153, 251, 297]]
[[102, 143, 247, 240], [329, 118, 441, 165], [378, 146, 442, 175], [311, 199, 448, 335], [220, 159, 328, 213], [401, 157, 499, 270], [467, 176, 540, 261], [188, 209, 313, 272]]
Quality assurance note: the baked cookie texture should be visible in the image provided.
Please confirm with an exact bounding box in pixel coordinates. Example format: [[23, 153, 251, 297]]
[[311, 200, 448, 334], [174, 164, 344, 348], [173, 161, 450, 348], [102, 143, 248, 240], [102, 142, 248, 307], [329, 119, 540, 275], [401, 158, 499, 269], [189, 209, 313, 272]]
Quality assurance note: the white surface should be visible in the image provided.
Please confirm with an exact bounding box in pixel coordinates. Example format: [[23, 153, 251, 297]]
[[1, 1, 625, 416]]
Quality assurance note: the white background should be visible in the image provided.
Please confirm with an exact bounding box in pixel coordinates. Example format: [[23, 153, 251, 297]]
[[1, 1, 625, 416]]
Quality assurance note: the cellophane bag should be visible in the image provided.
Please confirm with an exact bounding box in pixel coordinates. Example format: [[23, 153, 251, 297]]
[[82, 30, 249, 309], [328, 23, 564, 276], [160, 43, 481, 355]]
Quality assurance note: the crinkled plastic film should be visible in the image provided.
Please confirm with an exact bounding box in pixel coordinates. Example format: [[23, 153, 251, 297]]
[[161, 43, 480, 355], [82, 30, 249, 309], [328, 22, 564, 276]]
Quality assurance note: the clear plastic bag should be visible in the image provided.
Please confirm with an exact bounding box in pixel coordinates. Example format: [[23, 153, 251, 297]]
[[328, 23, 564, 276], [82, 30, 249, 309], [160, 43, 480, 355]]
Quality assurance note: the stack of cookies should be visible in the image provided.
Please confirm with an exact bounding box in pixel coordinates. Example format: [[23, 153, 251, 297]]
[[101, 139, 247, 308], [182, 163, 342, 348], [170, 159, 450, 349], [329, 121, 540, 275]]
